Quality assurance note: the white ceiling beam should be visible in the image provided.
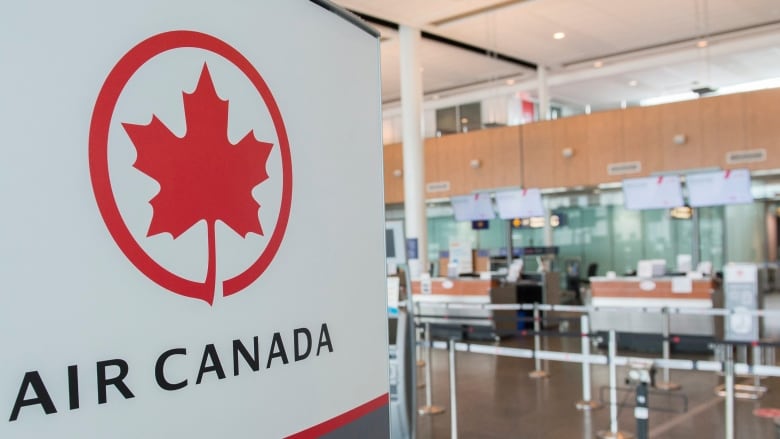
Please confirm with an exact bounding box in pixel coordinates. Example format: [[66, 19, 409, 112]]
[[382, 25, 780, 115]]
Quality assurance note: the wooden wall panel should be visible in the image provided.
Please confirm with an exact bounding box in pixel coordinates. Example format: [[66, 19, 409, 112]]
[[700, 93, 745, 170], [424, 137, 459, 198], [622, 105, 663, 176], [743, 87, 780, 170], [383, 89, 780, 204], [553, 115, 590, 187], [522, 120, 556, 188], [660, 99, 703, 171], [382, 143, 404, 204], [586, 111, 624, 184], [464, 126, 523, 192]]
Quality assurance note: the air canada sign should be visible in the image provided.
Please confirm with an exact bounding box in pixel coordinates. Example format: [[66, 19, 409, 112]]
[[4, 2, 389, 436], [8, 31, 338, 424]]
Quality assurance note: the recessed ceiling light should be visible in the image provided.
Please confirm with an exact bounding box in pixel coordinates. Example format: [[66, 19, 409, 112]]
[[593, 61, 603, 68], [432, 94, 440, 100], [506, 79, 516, 85], [697, 40, 708, 48], [553, 32, 566, 40], [628, 80, 638, 87]]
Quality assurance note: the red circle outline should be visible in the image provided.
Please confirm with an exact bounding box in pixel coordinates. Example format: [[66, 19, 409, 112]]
[[89, 30, 293, 304]]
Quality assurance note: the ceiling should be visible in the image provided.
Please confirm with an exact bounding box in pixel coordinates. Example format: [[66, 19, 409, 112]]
[[333, 0, 780, 110]]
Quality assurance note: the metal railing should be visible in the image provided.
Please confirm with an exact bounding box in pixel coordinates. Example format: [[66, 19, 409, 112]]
[[412, 302, 780, 439]]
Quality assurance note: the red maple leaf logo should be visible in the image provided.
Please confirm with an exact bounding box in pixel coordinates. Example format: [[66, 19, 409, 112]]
[[122, 63, 273, 304]]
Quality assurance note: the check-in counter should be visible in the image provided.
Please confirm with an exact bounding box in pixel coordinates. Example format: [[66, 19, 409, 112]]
[[588, 276, 717, 351], [411, 278, 498, 337], [411, 274, 561, 338]]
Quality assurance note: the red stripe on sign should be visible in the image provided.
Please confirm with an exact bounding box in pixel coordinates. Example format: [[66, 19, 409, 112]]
[[285, 394, 389, 438], [657, 176, 664, 184], [522, 189, 527, 196], [725, 169, 731, 179]]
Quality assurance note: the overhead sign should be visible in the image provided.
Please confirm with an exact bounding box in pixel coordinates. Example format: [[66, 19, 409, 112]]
[[686, 169, 753, 207], [1, 1, 388, 438], [495, 188, 545, 219], [451, 192, 495, 222], [622, 175, 684, 210]]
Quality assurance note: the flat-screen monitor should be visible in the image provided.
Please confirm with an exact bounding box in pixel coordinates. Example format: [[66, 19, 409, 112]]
[[686, 169, 753, 207], [385, 220, 406, 267], [388, 316, 398, 345], [495, 188, 545, 219], [451, 192, 495, 222], [622, 175, 684, 210]]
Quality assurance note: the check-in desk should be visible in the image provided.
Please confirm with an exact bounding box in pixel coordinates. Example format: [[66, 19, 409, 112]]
[[411, 278, 498, 339], [589, 277, 717, 352], [411, 274, 561, 338]]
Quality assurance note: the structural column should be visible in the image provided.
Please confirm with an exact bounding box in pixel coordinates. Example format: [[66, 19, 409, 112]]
[[399, 25, 428, 277], [537, 66, 550, 121], [537, 66, 553, 247]]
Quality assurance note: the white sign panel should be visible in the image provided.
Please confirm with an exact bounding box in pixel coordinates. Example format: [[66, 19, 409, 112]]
[[622, 175, 684, 210], [1, 1, 388, 438], [686, 169, 753, 207], [723, 264, 760, 342], [495, 188, 545, 219], [451, 193, 495, 221], [449, 241, 474, 275]]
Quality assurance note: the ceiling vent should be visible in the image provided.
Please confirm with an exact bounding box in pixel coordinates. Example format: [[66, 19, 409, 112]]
[[607, 161, 642, 176], [726, 149, 766, 165]]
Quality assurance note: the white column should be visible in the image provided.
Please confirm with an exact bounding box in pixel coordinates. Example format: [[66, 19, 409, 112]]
[[537, 66, 550, 121], [399, 25, 428, 277], [538, 66, 553, 247]]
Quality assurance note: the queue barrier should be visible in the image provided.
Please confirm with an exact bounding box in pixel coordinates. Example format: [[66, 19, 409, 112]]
[[412, 302, 780, 439]]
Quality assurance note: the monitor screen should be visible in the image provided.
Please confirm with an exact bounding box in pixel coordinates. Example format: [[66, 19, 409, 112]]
[[388, 317, 398, 346], [622, 175, 684, 210], [451, 192, 495, 222], [686, 169, 752, 207], [495, 188, 545, 219]]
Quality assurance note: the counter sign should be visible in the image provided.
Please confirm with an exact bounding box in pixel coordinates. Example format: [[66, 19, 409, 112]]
[[89, 31, 293, 305]]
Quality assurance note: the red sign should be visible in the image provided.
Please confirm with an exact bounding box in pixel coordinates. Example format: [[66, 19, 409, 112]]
[[89, 31, 293, 304]]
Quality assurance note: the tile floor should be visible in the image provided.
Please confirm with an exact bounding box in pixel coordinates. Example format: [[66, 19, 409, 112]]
[[414, 295, 780, 439]]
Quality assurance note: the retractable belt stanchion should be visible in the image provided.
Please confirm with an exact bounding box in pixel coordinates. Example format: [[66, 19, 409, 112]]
[[656, 307, 681, 391], [598, 330, 633, 439], [725, 346, 735, 439], [416, 302, 425, 368], [448, 339, 458, 439], [576, 315, 602, 410], [419, 322, 445, 416], [753, 343, 761, 389], [415, 303, 425, 390], [529, 303, 550, 379]]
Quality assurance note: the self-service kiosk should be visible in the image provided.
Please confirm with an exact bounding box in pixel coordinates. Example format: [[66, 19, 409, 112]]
[[389, 306, 416, 439], [723, 263, 761, 342]]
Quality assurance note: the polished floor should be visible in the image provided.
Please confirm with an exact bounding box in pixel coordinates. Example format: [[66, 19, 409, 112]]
[[414, 297, 780, 438]]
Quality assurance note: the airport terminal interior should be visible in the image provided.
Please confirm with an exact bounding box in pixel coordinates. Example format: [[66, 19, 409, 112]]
[[331, 0, 780, 437]]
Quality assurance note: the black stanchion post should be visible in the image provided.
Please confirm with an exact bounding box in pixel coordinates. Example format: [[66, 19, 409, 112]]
[[635, 382, 649, 439]]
